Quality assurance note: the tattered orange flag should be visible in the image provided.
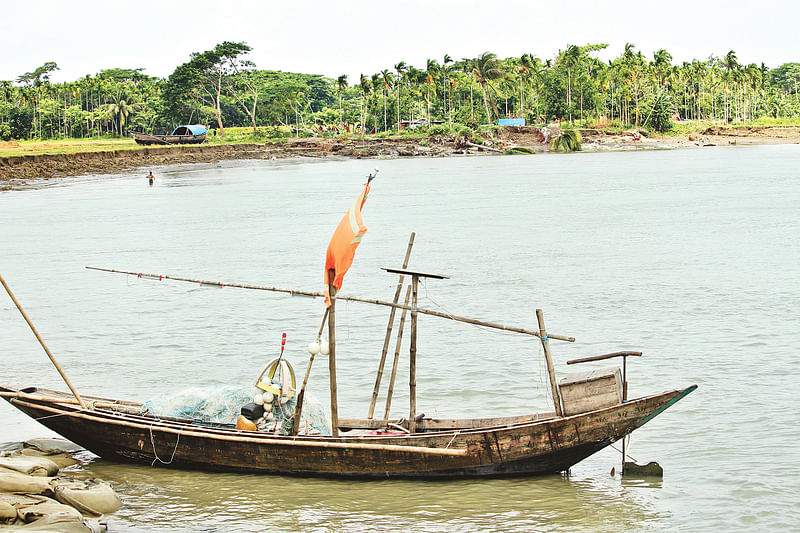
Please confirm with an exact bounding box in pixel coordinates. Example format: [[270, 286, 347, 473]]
[[324, 183, 370, 306]]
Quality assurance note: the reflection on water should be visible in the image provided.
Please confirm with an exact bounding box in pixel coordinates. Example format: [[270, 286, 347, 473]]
[[84, 459, 662, 532]]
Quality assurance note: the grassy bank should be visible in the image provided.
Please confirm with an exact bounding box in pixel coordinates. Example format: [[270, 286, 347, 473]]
[[4, 119, 800, 159]]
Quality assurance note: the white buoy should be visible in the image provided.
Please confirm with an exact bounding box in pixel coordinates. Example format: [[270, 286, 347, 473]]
[[308, 340, 320, 355], [253, 393, 264, 405], [280, 394, 289, 404], [262, 391, 274, 404], [320, 340, 330, 355]]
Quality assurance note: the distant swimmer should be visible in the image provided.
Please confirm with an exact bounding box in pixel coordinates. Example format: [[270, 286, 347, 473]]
[[147, 171, 154, 185]]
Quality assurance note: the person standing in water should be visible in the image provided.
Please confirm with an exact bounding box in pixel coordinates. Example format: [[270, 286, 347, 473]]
[[147, 171, 154, 185]]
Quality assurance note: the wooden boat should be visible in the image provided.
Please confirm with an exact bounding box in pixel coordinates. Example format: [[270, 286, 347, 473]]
[[0, 177, 696, 478], [1, 384, 694, 478], [132, 125, 208, 145]]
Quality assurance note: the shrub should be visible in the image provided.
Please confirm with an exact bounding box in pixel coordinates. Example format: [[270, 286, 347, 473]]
[[503, 146, 535, 155], [550, 129, 582, 152], [0, 123, 11, 141]]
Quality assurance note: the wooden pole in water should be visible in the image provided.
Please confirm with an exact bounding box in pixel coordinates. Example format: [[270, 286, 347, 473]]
[[408, 274, 419, 433], [536, 309, 563, 417], [292, 309, 329, 435], [383, 285, 412, 420], [368, 232, 415, 419], [327, 269, 339, 438], [0, 274, 89, 410]]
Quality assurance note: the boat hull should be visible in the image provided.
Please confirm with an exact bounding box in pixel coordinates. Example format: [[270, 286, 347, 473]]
[[132, 133, 207, 145], [2, 385, 695, 478]]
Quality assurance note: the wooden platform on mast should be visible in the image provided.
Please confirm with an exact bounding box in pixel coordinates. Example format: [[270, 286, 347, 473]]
[[381, 267, 449, 279]]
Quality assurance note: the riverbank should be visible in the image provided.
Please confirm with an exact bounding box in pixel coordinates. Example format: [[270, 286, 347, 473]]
[[2, 125, 799, 185]]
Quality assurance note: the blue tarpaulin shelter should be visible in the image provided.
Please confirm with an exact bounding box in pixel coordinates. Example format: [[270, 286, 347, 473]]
[[497, 118, 526, 126], [171, 124, 208, 135]]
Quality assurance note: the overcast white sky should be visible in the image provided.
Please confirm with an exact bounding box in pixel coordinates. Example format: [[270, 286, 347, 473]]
[[2, 0, 797, 84]]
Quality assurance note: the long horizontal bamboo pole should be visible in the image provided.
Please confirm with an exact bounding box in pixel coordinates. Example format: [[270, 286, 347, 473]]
[[567, 351, 643, 365], [10, 397, 468, 456], [86, 266, 575, 342]]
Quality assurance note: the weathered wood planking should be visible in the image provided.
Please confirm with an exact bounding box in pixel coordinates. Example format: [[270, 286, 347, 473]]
[[559, 368, 623, 416], [3, 384, 695, 478]]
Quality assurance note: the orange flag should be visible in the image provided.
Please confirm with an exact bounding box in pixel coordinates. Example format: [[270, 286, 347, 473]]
[[324, 184, 370, 306]]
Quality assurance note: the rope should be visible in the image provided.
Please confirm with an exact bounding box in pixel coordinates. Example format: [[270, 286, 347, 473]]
[[149, 426, 180, 466], [609, 436, 637, 463], [445, 430, 461, 449]]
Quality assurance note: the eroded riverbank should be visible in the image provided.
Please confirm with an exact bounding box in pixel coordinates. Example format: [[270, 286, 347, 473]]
[[2, 126, 799, 185]]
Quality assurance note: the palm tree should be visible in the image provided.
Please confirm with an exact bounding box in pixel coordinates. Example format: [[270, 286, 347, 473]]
[[394, 62, 407, 130], [471, 52, 504, 124], [442, 54, 453, 126], [336, 74, 348, 124], [562, 45, 582, 122], [359, 74, 371, 133], [380, 69, 392, 132], [104, 98, 134, 136], [425, 58, 440, 122]]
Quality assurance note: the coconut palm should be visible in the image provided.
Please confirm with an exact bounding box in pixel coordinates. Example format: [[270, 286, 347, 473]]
[[471, 52, 505, 124], [336, 74, 348, 124], [380, 69, 392, 132], [394, 62, 407, 130]]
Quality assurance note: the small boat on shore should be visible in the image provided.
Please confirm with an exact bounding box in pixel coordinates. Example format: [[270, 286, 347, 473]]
[[132, 124, 208, 145], [0, 172, 695, 478]]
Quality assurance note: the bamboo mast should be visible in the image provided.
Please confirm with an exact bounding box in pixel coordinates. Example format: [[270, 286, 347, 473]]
[[408, 274, 419, 434], [0, 274, 88, 410], [368, 232, 415, 419], [327, 269, 339, 438], [383, 285, 412, 420], [536, 308, 563, 417], [291, 309, 329, 435]]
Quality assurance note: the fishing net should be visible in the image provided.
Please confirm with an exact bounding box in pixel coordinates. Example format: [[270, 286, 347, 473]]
[[140, 385, 331, 436]]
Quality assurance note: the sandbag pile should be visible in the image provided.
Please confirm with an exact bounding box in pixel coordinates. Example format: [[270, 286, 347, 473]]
[[0, 439, 121, 532]]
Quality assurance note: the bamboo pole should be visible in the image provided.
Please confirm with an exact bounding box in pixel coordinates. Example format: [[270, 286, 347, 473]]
[[11, 398, 467, 456], [0, 390, 119, 410], [0, 274, 88, 410], [292, 309, 329, 435], [86, 266, 575, 342], [368, 232, 415, 419], [408, 275, 419, 434], [327, 269, 339, 438], [384, 285, 412, 420], [536, 309, 563, 417]]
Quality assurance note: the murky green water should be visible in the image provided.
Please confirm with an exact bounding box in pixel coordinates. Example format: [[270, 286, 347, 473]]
[[2, 146, 799, 531]]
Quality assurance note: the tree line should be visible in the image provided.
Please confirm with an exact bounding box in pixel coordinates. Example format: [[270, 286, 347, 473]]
[[1, 41, 799, 141]]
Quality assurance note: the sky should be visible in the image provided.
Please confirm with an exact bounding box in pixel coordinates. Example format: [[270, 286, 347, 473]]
[[2, 0, 798, 84]]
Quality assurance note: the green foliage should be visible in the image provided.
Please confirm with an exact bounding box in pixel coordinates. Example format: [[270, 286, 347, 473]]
[[550, 129, 582, 152], [9, 107, 33, 139], [3, 45, 800, 142], [503, 146, 535, 155], [649, 92, 675, 133], [0, 122, 11, 141]]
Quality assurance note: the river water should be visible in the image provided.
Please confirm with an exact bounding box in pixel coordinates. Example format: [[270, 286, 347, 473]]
[[1, 146, 799, 531]]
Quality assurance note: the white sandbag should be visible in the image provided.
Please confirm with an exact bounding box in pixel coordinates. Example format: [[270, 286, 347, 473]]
[[20, 450, 78, 469], [54, 481, 122, 516], [24, 439, 83, 455], [0, 500, 17, 524], [0, 456, 59, 477], [9, 511, 104, 532], [14, 497, 82, 523], [0, 473, 55, 494]]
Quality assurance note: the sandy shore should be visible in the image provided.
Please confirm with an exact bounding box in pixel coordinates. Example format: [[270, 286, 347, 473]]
[[2, 126, 799, 186]]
